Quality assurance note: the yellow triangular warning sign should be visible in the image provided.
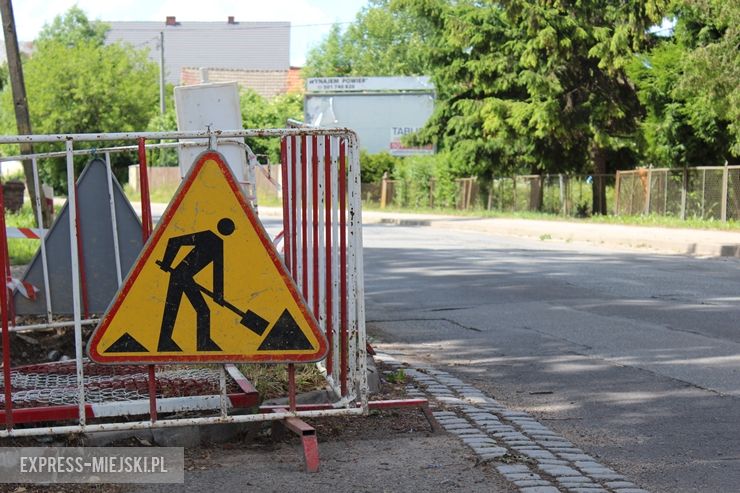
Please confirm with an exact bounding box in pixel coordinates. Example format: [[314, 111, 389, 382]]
[[87, 151, 328, 364]]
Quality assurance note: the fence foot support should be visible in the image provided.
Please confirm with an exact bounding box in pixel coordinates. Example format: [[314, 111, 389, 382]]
[[269, 407, 320, 473]]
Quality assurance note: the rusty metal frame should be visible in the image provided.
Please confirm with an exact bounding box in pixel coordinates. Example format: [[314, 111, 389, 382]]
[[0, 128, 367, 449]]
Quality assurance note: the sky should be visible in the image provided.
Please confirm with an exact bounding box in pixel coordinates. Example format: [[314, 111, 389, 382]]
[[10, 0, 370, 66]]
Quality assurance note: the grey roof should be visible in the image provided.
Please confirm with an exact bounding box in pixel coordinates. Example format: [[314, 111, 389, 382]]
[[105, 21, 290, 85]]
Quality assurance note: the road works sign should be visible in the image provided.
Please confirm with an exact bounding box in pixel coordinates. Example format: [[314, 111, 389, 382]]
[[88, 151, 328, 364]]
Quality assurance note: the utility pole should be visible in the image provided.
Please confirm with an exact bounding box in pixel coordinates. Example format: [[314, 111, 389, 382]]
[[0, 0, 47, 226], [159, 31, 165, 114]]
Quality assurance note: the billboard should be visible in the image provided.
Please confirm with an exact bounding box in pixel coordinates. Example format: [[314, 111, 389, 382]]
[[305, 77, 435, 156]]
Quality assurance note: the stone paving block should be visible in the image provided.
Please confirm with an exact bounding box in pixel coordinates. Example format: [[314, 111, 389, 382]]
[[506, 440, 536, 446], [514, 480, 556, 488], [559, 453, 594, 461], [495, 432, 529, 440], [473, 445, 508, 455], [501, 411, 532, 418], [578, 467, 615, 475], [479, 450, 508, 459], [557, 477, 596, 486], [504, 472, 542, 481], [456, 428, 485, 435], [521, 449, 557, 460], [519, 487, 560, 493], [483, 422, 511, 427], [538, 465, 582, 477], [441, 424, 472, 430], [573, 461, 601, 469], [566, 488, 608, 493], [526, 430, 559, 436], [537, 459, 569, 466], [461, 436, 496, 443], [495, 464, 530, 474], [612, 489, 649, 493]]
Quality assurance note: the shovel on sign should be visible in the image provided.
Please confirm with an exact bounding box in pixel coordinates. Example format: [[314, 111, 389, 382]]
[[155, 260, 270, 336]]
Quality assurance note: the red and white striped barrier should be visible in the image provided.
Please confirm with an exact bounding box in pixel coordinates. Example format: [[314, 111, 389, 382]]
[[5, 227, 45, 240]]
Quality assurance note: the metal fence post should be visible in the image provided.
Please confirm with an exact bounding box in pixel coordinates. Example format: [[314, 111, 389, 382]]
[[680, 167, 688, 220], [644, 168, 652, 215], [380, 172, 388, 209], [721, 163, 728, 221]]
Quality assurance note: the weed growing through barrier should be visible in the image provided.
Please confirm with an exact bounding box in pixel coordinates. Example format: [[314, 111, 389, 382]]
[[238, 364, 327, 400], [384, 368, 406, 384]]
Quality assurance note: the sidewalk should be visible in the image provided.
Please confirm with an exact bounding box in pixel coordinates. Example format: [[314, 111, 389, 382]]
[[258, 206, 740, 258]]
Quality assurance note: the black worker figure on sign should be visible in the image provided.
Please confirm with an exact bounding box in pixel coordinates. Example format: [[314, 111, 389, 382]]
[[156, 218, 236, 352]]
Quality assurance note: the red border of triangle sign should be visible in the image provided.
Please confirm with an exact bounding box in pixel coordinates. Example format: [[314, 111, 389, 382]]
[[87, 150, 328, 364]]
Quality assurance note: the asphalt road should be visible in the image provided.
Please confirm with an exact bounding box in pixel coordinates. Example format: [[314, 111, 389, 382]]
[[363, 223, 740, 493]]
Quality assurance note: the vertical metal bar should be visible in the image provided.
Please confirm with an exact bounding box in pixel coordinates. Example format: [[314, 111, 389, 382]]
[[347, 134, 368, 408], [288, 364, 297, 412], [219, 366, 228, 418], [311, 136, 320, 318], [0, 185, 13, 429], [681, 167, 688, 220], [324, 136, 333, 376], [645, 168, 652, 215], [344, 138, 358, 396], [105, 153, 123, 286], [246, 142, 258, 212], [280, 138, 292, 273], [330, 137, 340, 382], [702, 169, 706, 219], [663, 170, 668, 215], [73, 183, 90, 319], [138, 138, 153, 238], [721, 164, 728, 221], [292, 136, 300, 283], [305, 136, 314, 305], [31, 157, 53, 323], [138, 138, 157, 423], [316, 136, 326, 366], [301, 136, 308, 297], [65, 140, 86, 426], [339, 139, 348, 397]]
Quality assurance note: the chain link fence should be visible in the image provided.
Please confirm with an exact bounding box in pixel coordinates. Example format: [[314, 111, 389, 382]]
[[616, 166, 740, 220], [364, 167, 740, 220]]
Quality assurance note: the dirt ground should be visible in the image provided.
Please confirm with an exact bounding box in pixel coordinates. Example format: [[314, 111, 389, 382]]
[[0, 362, 514, 493]]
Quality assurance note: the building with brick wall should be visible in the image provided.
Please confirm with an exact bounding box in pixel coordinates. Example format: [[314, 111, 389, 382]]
[[180, 66, 304, 99]]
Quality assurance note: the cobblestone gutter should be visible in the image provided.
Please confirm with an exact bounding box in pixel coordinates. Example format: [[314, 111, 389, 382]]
[[375, 352, 650, 493]]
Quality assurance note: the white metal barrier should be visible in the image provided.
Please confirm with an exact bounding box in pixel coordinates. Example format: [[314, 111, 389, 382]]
[[0, 128, 367, 438]]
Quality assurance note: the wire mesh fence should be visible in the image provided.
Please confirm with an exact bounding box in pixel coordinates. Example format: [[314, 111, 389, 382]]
[[616, 166, 740, 220], [364, 166, 740, 221]]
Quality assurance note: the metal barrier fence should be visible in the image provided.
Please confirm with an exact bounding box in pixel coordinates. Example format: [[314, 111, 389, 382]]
[[0, 128, 368, 440], [616, 166, 740, 220]]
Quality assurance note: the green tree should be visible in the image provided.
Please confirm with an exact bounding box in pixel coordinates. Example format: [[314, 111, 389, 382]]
[[240, 89, 303, 162], [395, 0, 666, 214], [35, 5, 108, 47], [303, 0, 431, 77], [629, 0, 739, 165], [0, 7, 159, 190]]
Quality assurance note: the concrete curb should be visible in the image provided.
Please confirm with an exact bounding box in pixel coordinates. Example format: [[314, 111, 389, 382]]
[[258, 205, 740, 257]]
